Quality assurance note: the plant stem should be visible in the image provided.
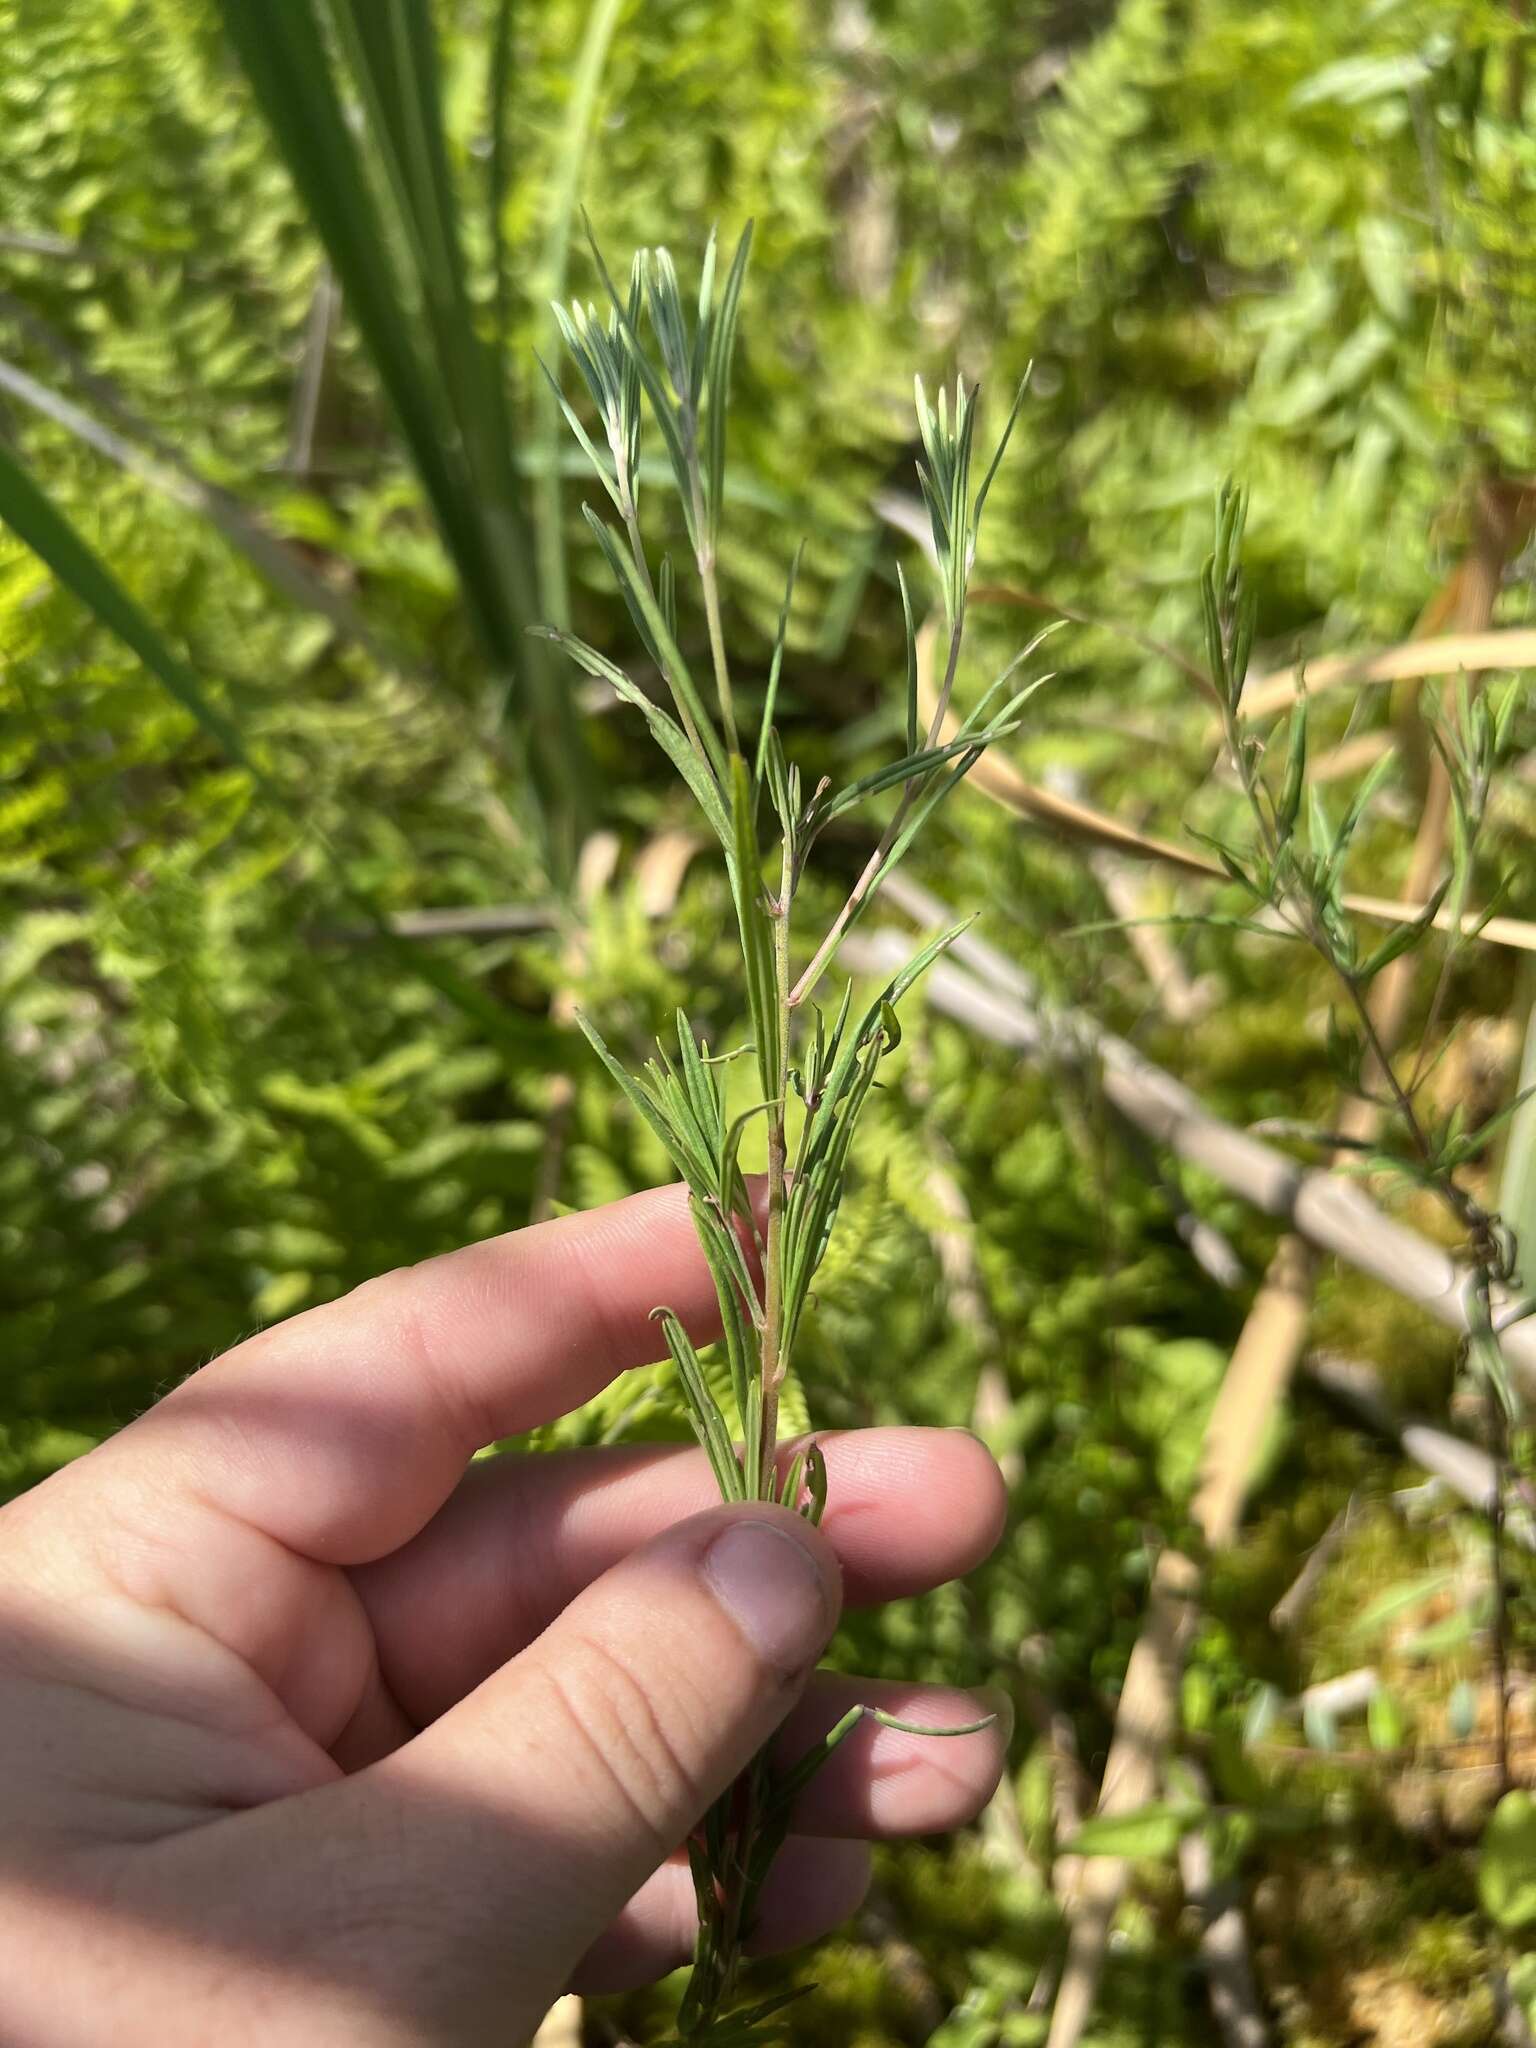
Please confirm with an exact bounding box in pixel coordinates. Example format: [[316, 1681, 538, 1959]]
[[680, 1755, 774, 2036], [1490, 1387, 1513, 1795], [685, 430, 740, 754], [790, 611, 965, 1009], [681, 854, 794, 2034], [1222, 602, 1525, 1794], [1336, 970, 1437, 1167], [700, 544, 741, 755], [758, 843, 793, 1482], [622, 499, 709, 762]]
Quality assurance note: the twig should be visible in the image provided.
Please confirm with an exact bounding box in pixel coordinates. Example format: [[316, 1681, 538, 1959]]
[[1294, 1667, 1380, 1721], [1302, 1352, 1534, 1538], [1087, 847, 1213, 1022], [633, 829, 705, 917], [1490, 1382, 1514, 1793], [1046, 1549, 1201, 2048], [1232, 627, 1536, 727], [906, 608, 1218, 881], [1269, 1498, 1354, 1635], [1308, 731, 1393, 784], [904, 1035, 1019, 1480], [0, 229, 87, 259], [283, 261, 338, 477], [883, 876, 1245, 1292], [1343, 894, 1536, 958], [315, 903, 561, 943], [1194, 1233, 1319, 1548], [1177, 1761, 1271, 2048], [1043, 764, 1212, 1023]]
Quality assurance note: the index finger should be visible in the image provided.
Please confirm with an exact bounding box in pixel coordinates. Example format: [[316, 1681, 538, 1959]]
[[89, 1183, 737, 1565]]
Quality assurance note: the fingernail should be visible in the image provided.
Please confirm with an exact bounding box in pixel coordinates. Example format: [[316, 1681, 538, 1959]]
[[704, 1518, 834, 1674]]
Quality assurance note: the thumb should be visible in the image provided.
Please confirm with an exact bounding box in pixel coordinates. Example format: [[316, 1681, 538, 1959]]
[[354, 1504, 839, 2033]]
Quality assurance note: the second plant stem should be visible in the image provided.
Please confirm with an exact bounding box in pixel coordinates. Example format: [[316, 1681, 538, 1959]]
[[790, 610, 965, 1010]]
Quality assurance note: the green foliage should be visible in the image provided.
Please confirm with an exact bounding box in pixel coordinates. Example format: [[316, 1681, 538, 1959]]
[[1067, 1799, 1205, 1860], [1480, 1791, 1536, 1931]]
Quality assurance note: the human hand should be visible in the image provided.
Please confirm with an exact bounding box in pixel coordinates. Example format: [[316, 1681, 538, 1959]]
[[0, 1186, 1007, 2045]]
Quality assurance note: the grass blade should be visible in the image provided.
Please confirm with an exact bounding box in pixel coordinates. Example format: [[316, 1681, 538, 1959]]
[[0, 436, 557, 1065], [0, 435, 250, 766], [213, 0, 589, 869], [531, 0, 626, 629]]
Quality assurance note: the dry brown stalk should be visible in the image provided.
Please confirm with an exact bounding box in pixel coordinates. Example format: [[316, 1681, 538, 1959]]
[[1306, 731, 1394, 785], [1343, 894, 1536, 957], [910, 613, 1536, 962], [632, 828, 705, 917], [903, 1032, 1018, 1480], [1193, 1234, 1321, 1549], [916, 618, 1220, 878], [1232, 626, 1536, 726], [1303, 1352, 1535, 1541], [1241, 477, 1536, 731], [283, 260, 338, 478], [1086, 847, 1213, 1022]]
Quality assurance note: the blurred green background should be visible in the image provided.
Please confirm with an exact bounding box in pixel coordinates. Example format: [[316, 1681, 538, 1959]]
[[4, 2, 1536, 2042]]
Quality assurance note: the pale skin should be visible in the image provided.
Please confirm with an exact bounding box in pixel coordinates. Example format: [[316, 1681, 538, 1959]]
[[0, 1183, 1008, 2045]]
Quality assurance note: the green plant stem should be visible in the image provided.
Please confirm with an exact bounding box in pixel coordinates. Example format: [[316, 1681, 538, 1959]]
[[758, 844, 794, 1481], [681, 1754, 772, 2035], [701, 544, 741, 754], [1337, 971, 1436, 1163], [1488, 1358, 1513, 1794], [789, 611, 965, 1009], [681, 856, 792, 2037], [686, 429, 741, 753], [624, 501, 709, 761], [1216, 559, 1525, 1812], [1222, 679, 1441, 1184]]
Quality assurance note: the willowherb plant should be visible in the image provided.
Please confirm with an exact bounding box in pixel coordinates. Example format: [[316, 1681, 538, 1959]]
[[1196, 481, 1532, 1783], [540, 223, 1039, 2041]]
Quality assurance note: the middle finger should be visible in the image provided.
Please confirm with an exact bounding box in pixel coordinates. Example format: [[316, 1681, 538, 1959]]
[[350, 1427, 1006, 1728]]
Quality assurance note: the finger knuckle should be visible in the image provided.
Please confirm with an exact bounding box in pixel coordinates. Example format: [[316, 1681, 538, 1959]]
[[541, 1631, 709, 1855]]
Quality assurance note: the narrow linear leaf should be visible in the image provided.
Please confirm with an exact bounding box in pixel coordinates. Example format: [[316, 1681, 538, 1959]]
[[755, 541, 803, 783]]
